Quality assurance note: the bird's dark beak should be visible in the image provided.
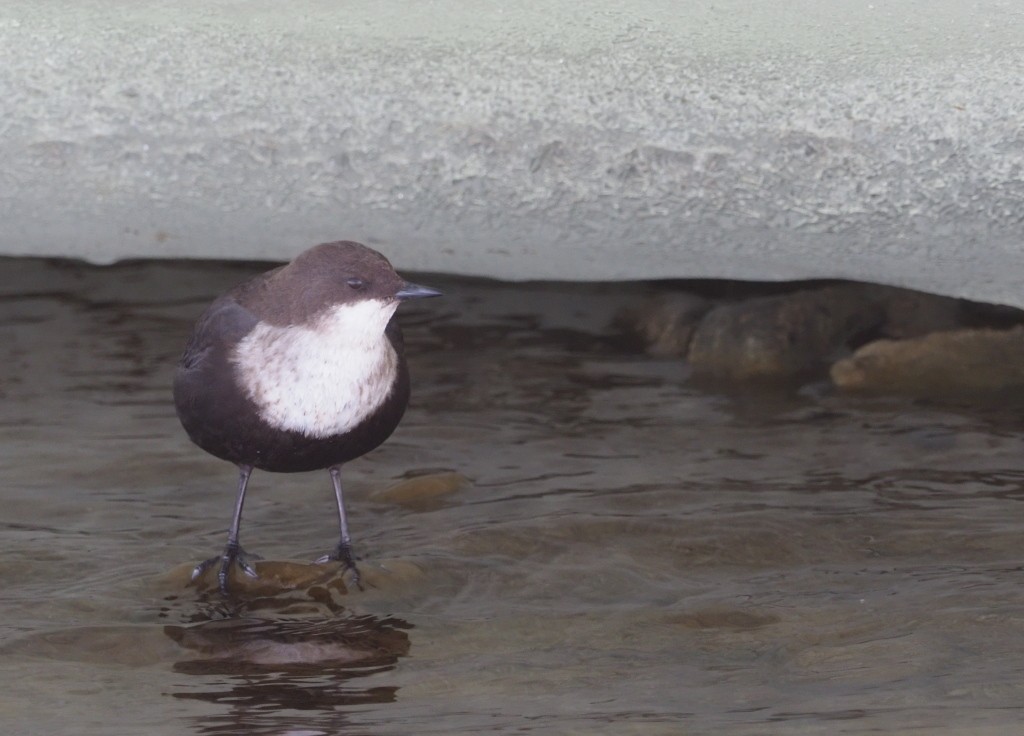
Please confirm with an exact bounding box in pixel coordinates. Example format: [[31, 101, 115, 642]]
[[395, 281, 443, 300]]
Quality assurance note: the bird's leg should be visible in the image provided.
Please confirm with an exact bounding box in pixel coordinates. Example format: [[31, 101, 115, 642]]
[[192, 464, 261, 595], [315, 465, 362, 588]]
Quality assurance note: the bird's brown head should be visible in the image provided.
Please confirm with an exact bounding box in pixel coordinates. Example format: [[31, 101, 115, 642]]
[[246, 241, 440, 327]]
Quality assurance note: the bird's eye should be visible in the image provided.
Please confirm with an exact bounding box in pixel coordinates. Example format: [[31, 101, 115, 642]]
[[346, 278, 366, 290]]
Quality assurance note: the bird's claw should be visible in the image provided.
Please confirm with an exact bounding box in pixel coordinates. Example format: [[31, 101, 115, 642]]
[[192, 544, 262, 595], [314, 542, 363, 589]]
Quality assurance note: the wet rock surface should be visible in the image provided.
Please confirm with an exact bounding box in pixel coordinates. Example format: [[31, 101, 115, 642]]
[[870, 285, 968, 340], [186, 559, 354, 601], [686, 283, 885, 380], [831, 326, 1024, 397], [623, 280, 1020, 393], [616, 292, 711, 357], [183, 557, 428, 601]]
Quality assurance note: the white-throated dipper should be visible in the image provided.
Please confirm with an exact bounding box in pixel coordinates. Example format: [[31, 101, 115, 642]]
[[173, 241, 441, 594]]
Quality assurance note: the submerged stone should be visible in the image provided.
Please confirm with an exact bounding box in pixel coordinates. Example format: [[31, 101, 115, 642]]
[[370, 472, 469, 509]]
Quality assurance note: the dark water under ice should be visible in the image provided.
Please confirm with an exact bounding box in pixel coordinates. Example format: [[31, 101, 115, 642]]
[[2, 256, 1024, 735]]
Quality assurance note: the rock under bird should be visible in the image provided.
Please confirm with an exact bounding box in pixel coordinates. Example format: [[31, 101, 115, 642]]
[[173, 241, 441, 594]]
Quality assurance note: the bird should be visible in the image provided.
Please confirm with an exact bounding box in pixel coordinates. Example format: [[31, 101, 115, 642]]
[[173, 241, 441, 594]]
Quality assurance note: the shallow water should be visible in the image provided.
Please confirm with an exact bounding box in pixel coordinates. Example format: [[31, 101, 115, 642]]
[[2, 257, 1024, 735]]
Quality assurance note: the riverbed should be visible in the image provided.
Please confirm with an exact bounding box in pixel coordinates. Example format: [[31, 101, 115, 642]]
[[1, 257, 1022, 735]]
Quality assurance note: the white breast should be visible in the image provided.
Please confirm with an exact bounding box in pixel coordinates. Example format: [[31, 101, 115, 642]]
[[232, 299, 400, 438]]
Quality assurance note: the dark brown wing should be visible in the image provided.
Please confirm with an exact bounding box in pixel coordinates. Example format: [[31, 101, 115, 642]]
[[173, 294, 260, 461]]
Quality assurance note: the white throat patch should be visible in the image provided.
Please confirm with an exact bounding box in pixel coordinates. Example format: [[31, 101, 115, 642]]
[[232, 299, 400, 438]]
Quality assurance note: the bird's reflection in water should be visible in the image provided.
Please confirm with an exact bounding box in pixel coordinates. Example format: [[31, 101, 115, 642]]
[[164, 564, 411, 736]]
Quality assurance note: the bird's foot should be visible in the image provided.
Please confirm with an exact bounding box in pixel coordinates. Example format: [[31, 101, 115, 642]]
[[191, 543, 262, 595], [315, 541, 363, 590]]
